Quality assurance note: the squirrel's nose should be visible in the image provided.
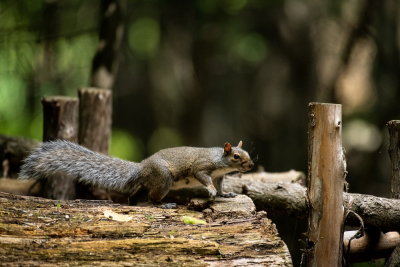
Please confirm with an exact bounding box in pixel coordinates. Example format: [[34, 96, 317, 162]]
[[249, 161, 254, 169], [245, 161, 254, 170]]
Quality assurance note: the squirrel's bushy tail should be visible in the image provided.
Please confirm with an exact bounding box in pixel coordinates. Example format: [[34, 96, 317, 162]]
[[19, 140, 141, 193]]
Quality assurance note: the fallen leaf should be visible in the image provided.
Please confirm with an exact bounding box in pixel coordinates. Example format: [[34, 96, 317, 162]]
[[103, 210, 133, 222], [182, 216, 207, 225]]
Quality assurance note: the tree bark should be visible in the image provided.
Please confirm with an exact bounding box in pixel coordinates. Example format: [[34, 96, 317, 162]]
[[385, 120, 400, 267], [387, 120, 400, 199], [41, 96, 79, 200], [78, 88, 112, 154], [0, 192, 292, 266], [167, 175, 400, 232], [305, 103, 345, 267], [77, 88, 112, 199]]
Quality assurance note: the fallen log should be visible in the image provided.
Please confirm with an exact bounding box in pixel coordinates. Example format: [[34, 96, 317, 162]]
[[224, 177, 400, 231], [2, 170, 399, 232], [0, 192, 292, 266], [343, 230, 400, 263], [167, 175, 400, 231]]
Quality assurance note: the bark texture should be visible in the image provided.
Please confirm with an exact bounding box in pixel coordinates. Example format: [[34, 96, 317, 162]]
[[226, 177, 400, 231], [78, 88, 112, 154], [386, 120, 400, 267], [41, 96, 79, 200], [387, 120, 400, 199], [306, 103, 345, 266], [168, 175, 400, 231], [0, 192, 292, 266], [77, 88, 113, 199]]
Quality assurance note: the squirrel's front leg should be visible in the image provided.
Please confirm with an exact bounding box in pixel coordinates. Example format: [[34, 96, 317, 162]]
[[213, 176, 237, 198], [194, 171, 218, 198]]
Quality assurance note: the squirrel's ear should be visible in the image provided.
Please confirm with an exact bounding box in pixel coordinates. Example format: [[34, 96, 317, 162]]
[[237, 140, 243, 148], [224, 143, 232, 154]]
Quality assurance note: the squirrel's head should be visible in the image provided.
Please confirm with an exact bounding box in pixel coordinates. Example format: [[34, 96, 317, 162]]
[[223, 141, 254, 172]]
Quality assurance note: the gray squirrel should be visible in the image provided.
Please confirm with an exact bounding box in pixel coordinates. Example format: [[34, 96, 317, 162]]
[[19, 140, 254, 203]]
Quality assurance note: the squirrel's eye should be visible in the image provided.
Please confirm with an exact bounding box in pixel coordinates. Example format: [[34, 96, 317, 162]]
[[233, 154, 240, 160]]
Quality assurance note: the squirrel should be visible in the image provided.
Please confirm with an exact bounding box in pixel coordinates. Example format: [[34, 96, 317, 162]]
[[19, 140, 254, 203]]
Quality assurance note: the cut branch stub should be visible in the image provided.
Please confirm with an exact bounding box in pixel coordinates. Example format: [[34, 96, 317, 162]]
[[306, 102, 345, 267]]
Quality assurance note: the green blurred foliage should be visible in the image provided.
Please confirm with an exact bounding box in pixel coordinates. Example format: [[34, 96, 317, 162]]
[[110, 129, 144, 161], [0, 0, 97, 139], [232, 33, 267, 63], [128, 17, 160, 59], [148, 127, 183, 154]]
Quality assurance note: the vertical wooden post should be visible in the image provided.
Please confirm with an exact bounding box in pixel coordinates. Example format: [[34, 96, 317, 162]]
[[41, 96, 79, 200], [306, 102, 345, 267], [77, 88, 112, 199], [386, 120, 400, 266], [78, 88, 112, 154], [387, 120, 400, 199]]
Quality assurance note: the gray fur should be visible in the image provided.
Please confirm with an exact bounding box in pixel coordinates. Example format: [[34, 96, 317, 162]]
[[19, 140, 141, 194], [19, 140, 254, 202]]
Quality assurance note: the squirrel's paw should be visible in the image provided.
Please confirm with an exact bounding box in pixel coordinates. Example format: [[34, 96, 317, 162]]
[[219, 192, 237, 198], [206, 186, 218, 199]]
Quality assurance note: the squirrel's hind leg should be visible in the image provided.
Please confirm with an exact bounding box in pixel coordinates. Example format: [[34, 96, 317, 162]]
[[146, 165, 174, 203]]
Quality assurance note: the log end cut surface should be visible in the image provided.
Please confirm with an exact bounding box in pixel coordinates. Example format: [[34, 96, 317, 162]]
[[0, 193, 292, 266]]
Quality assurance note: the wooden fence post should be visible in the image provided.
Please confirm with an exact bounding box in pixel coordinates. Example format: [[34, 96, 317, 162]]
[[76, 88, 112, 199], [306, 102, 345, 266], [386, 120, 400, 266], [41, 96, 79, 200], [78, 88, 112, 154]]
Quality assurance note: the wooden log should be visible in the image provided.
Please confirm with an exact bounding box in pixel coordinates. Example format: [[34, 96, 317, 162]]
[[3, 169, 400, 232], [233, 169, 306, 185], [386, 120, 400, 266], [41, 96, 79, 200], [0, 135, 40, 178], [306, 103, 345, 266], [77, 88, 112, 199], [168, 176, 400, 232], [78, 88, 112, 154], [343, 230, 400, 262], [0, 192, 293, 266], [343, 192, 400, 231]]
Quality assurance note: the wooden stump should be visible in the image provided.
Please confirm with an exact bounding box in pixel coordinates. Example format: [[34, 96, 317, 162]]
[[41, 96, 79, 200], [0, 192, 293, 266], [78, 88, 112, 154], [77, 88, 112, 199], [305, 103, 345, 266]]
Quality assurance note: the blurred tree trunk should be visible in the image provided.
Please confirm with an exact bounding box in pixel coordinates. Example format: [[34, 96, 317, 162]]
[[90, 0, 125, 89]]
